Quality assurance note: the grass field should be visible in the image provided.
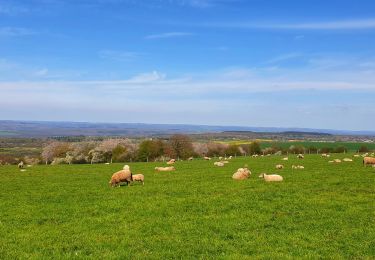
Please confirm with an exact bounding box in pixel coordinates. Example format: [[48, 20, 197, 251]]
[[1, 155, 374, 259], [217, 140, 375, 152]]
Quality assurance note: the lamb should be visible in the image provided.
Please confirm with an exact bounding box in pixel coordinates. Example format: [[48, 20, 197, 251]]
[[275, 164, 284, 169], [109, 165, 133, 187], [363, 157, 375, 166], [258, 173, 283, 182], [155, 166, 175, 171], [343, 158, 353, 162], [282, 157, 288, 161], [214, 162, 225, 167], [132, 174, 144, 185], [18, 161, 24, 169], [232, 168, 251, 180], [297, 154, 304, 159]]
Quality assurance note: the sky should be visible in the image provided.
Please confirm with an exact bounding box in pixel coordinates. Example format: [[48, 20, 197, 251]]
[[1, 0, 375, 131]]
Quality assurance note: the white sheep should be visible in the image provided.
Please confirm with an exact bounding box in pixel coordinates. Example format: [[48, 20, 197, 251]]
[[292, 165, 304, 169], [214, 162, 225, 167], [232, 168, 251, 180], [259, 173, 283, 182], [204, 156, 211, 160], [343, 158, 353, 162], [155, 166, 175, 172], [282, 157, 288, 161], [132, 174, 144, 185], [334, 159, 342, 163], [297, 154, 304, 159], [275, 164, 284, 169]]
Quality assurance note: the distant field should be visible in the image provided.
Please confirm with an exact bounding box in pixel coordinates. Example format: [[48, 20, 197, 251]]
[[217, 140, 375, 152], [0, 147, 42, 157], [0, 131, 17, 137], [1, 154, 374, 258]]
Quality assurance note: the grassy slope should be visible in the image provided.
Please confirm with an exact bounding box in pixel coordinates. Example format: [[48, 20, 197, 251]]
[[0, 155, 374, 259]]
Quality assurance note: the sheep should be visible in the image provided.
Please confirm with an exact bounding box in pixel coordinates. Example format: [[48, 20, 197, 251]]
[[18, 161, 24, 169], [221, 160, 229, 164], [132, 174, 144, 185], [155, 166, 175, 172], [292, 165, 304, 169], [219, 157, 223, 160], [167, 160, 175, 165], [343, 158, 353, 162], [353, 154, 360, 158], [328, 160, 334, 163], [214, 162, 225, 167], [20, 169, 27, 172], [275, 164, 284, 169], [297, 154, 304, 159], [363, 157, 375, 166], [232, 168, 251, 180], [334, 159, 342, 163], [252, 154, 258, 158], [188, 157, 194, 161], [228, 156, 233, 159], [203, 156, 211, 160], [258, 173, 283, 182], [321, 153, 328, 157], [282, 157, 288, 161], [109, 165, 133, 187]]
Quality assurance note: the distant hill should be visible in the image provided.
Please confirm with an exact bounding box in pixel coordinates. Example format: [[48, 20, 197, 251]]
[[0, 120, 374, 138]]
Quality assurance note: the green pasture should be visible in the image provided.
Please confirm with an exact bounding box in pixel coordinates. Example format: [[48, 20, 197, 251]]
[[0, 154, 374, 259]]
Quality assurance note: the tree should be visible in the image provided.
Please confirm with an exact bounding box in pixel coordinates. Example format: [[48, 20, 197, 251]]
[[41, 141, 71, 164], [137, 139, 164, 161], [169, 134, 194, 159], [249, 141, 261, 155], [359, 145, 369, 153], [225, 145, 239, 156]]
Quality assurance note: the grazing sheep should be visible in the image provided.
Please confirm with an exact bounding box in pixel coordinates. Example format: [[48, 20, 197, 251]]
[[343, 158, 353, 162], [132, 174, 144, 185], [334, 159, 342, 163], [18, 161, 24, 169], [214, 162, 225, 167], [363, 157, 375, 166], [258, 173, 283, 182], [297, 154, 304, 159], [275, 164, 284, 169], [282, 157, 288, 161], [232, 168, 251, 180], [155, 166, 175, 172], [204, 156, 211, 160], [109, 165, 133, 187]]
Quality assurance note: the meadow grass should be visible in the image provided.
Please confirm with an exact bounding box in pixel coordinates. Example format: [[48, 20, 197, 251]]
[[0, 154, 374, 259]]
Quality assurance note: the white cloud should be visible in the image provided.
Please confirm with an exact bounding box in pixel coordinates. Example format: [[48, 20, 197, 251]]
[[0, 27, 36, 37], [145, 32, 193, 39]]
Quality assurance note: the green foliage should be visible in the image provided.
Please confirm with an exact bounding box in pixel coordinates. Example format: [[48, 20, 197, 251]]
[[0, 155, 374, 258]]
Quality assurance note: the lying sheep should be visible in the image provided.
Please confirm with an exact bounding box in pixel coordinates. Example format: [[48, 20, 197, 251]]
[[228, 156, 233, 159], [297, 154, 304, 159], [343, 158, 353, 162], [188, 157, 194, 161], [292, 165, 304, 169], [167, 160, 175, 165], [259, 173, 283, 182], [353, 154, 360, 158], [321, 153, 328, 157], [155, 166, 175, 172], [109, 165, 133, 187], [363, 157, 375, 166], [232, 168, 251, 180], [334, 159, 342, 163], [275, 164, 284, 169], [132, 174, 144, 185], [252, 154, 258, 158], [282, 157, 288, 161], [219, 156, 223, 160], [204, 156, 211, 160], [214, 162, 225, 167]]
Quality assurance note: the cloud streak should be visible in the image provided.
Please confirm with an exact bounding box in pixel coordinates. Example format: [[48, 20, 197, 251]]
[[145, 32, 193, 39]]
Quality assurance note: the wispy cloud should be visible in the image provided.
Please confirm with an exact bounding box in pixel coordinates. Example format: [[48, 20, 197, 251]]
[[0, 27, 36, 37], [145, 32, 193, 39], [201, 18, 375, 30], [98, 50, 139, 61]]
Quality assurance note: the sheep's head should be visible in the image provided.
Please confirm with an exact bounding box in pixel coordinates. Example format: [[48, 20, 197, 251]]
[[123, 165, 130, 170], [258, 173, 265, 178]]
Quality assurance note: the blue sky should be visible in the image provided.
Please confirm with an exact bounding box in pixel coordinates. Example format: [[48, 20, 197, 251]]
[[1, 0, 375, 130]]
